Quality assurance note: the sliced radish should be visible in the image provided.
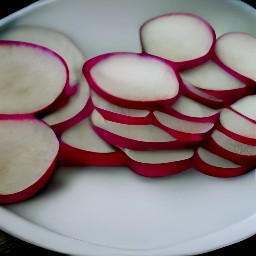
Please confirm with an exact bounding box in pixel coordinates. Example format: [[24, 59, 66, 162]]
[[180, 60, 249, 102], [140, 13, 216, 70], [124, 148, 194, 177], [83, 52, 180, 109], [0, 40, 69, 115], [213, 32, 256, 85], [0, 25, 85, 87], [91, 91, 152, 124], [194, 147, 252, 178], [43, 75, 92, 136], [162, 95, 219, 123], [0, 118, 59, 204], [59, 117, 126, 166], [204, 130, 256, 165], [91, 110, 190, 150], [153, 111, 214, 143]]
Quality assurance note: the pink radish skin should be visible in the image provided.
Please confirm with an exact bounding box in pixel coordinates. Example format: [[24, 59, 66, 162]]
[[213, 32, 256, 86], [0, 118, 59, 204], [124, 148, 194, 177], [91, 110, 194, 150], [194, 148, 252, 178], [0, 40, 71, 116], [140, 13, 216, 70], [59, 117, 126, 167], [83, 52, 181, 110], [0, 25, 86, 88]]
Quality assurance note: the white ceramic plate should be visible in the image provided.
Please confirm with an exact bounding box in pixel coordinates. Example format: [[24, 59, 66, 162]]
[[1, 0, 256, 255]]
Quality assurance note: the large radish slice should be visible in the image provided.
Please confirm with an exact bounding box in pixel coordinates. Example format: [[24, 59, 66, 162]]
[[140, 13, 216, 70], [91, 110, 190, 150], [43, 75, 93, 136], [0, 40, 69, 115], [180, 60, 249, 102], [153, 111, 214, 143], [83, 52, 180, 109], [194, 147, 252, 178], [0, 118, 59, 204], [204, 130, 256, 165], [91, 91, 152, 125], [59, 117, 126, 166], [0, 25, 85, 87], [124, 148, 194, 177], [213, 32, 256, 85], [162, 95, 219, 123]]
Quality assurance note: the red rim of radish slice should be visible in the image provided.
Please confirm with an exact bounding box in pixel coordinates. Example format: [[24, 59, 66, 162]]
[[83, 52, 181, 110], [193, 147, 252, 178], [140, 12, 216, 70], [212, 32, 256, 86], [0, 40, 71, 115]]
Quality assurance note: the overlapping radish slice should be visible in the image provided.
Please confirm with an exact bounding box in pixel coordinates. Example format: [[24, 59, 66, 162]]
[[213, 32, 256, 85], [0, 118, 59, 204], [153, 111, 214, 143], [0, 40, 69, 115], [91, 91, 152, 124], [180, 60, 249, 104], [83, 52, 180, 109], [0, 26, 85, 88], [162, 95, 219, 123], [124, 148, 194, 177], [91, 110, 190, 150], [43, 75, 92, 136], [59, 117, 126, 166], [194, 147, 252, 178], [140, 13, 216, 70]]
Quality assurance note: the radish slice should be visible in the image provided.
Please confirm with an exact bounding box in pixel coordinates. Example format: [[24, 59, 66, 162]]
[[153, 111, 214, 143], [204, 130, 256, 165], [180, 60, 248, 101], [124, 148, 194, 177], [91, 110, 190, 150], [83, 52, 180, 109], [0, 118, 59, 204], [0, 40, 68, 115], [194, 147, 251, 178], [91, 91, 152, 124], [0, 26, 85, 87], [163, 95, 219, 123], [140, 13, 216, 70], [213, 32, 256, 85], [43, 75, 92, 136], [59, 117, 126, 166]]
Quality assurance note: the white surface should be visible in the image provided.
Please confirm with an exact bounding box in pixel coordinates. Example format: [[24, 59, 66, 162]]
[[1, 0, 256, 255]]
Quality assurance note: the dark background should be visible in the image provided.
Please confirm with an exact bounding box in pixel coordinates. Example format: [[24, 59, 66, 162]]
[[0, 0, 256, 255]]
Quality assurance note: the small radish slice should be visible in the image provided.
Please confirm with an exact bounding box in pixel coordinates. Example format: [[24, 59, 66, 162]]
[[181, 81, 225, 109], [91, 110, 191, 150], [153, 111, 214, 143], [218, 108, 256, 145], [59, 117, 126, 166], [91, 91, 152, 124], [83, 52, 180, 109], [0, 40, 69, 115], [194, 147, 252, 178], [213, 32, 256, 85], [43, 75, 92, 136], [204, 130, 256, 165], [124, 148, 194, 177], [0, 25, 85, 87], [180, 60, 249, 102], [0, 118, 59, 204], [162, 95, 219, 123], [140, 13, 216, 70]]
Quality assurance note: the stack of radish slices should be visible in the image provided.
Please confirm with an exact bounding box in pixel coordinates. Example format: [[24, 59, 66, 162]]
[[1, 12, 256, 204]]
